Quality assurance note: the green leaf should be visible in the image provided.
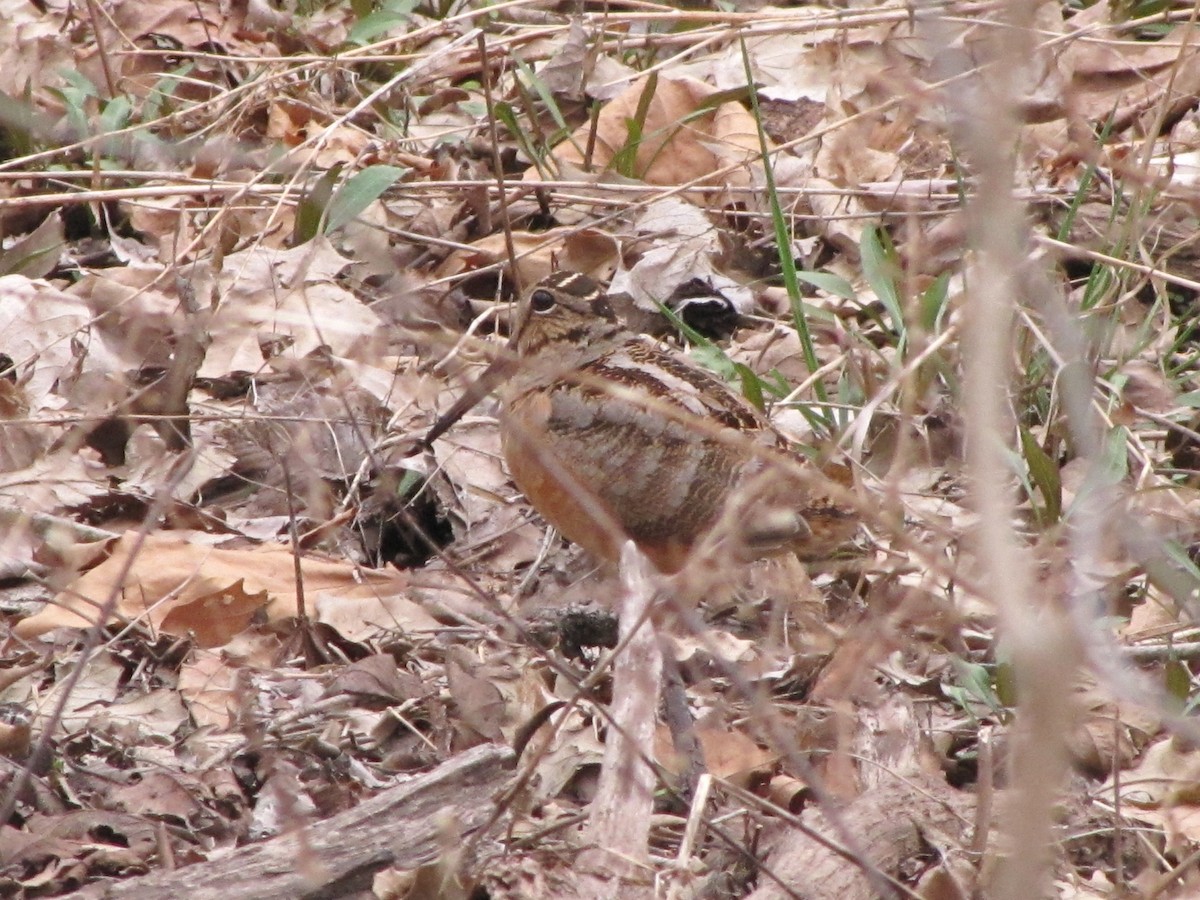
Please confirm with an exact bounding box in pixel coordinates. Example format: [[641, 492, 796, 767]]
[[655, 300, 741, 384], [1165, 658, 1190, 709], [1099, 426, 1130, 484], [99, 95, 132, 134], [1143, 540, 1200, 616], [919, 272, 951, 333], [493, 100, 541, 164], [952, 659, 995, 704], [492, 100, 520, 136], [1056, 110, 1116, 242], [324, 164, 408, 233], [348, 0, 419, 44], [613, 116, 643, 178], [737, 38, 827, 416], [860, 225, 905, 334], [58, 68, 99, 101], [946, 657, 1012, 722], [1020, 427, 1062, 526], [734, 363, 766, 412], [513, 56, 568, 132], [795, 269, 856, 300], [143, 65, 191, 121], [612, 72, 657, 178], [0, 213, 64, 278], [993, 661, 1017, 710], [689, 341, 738, 381], [293, 163, 343, 245], [395, 468, 423, 498], [1001, 444, 1036, 504], [694, 85, 752, 109], [0, 90, 37, 159], [762, 369, 791, 399]]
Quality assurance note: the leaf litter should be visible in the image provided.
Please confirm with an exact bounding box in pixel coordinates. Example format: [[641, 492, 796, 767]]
[[2, 0, 1200, 897]]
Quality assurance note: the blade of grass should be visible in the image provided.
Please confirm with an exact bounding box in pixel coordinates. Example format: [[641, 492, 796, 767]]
[[795, 270, 856, 301], [348, 0, 419, 46], [324, 164, 408, 234], [738, 37, 829, 418], [1020, 426, 1062, 526], [613, 72, 658, 179], [860, 224, 906, 337], [511, 55, 586, 176], [656, 301, 770, 409], [919, 272, 951, 333], [293, 162, 342, 245], [1055, 109, 1117, 243]]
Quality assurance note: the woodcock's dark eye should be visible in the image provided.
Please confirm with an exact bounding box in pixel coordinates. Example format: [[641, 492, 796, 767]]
[[530, 289, 556, 313]]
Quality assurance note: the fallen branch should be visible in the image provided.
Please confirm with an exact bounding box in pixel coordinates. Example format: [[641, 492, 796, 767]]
[[84, 744, 514, 900]]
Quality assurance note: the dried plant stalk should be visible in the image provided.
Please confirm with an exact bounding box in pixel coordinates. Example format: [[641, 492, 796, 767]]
[[935, 3, 1081, 897], [583, 541, 662, 893]]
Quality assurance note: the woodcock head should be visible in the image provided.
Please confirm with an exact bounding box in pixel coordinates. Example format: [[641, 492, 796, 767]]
[[513, 271, 621, 358]]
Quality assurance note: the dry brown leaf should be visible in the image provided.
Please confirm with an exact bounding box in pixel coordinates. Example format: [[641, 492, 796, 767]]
[[607, 198, 752, 315], [434, 227, 619, 287], [0, 452, 113, 527], [0, 276, 94, 409], [404, 568, 508, 628], [685, 19, 855, 101], [446, 650, 506, 745], [3, 810, 158, 880], [533, 711, 606, 805], [1066, 10, 1197, 77], [531, 75, 763, 190], [535, 19, 638, 101], [1064, 19, 1200, 127], [0, 380, 43, 473], [655, 725, 777, 789], [35, 650, 124, 733], [1123, 583, 1190, 639], [1069, 694, 1142, 778], [811, 124, 901, 251], [15, 531, 435, 646], [268, 100, 371, 168], [203, 239, 384, 377], [177, 632, 282, 731], [107, 771, 208, 825], [1106, 738, 1200, 844], [178, 650, 243, 731], [1118, 359, 1176, 414], [428, 420, 544, 571], [0, 0, 77, 98], [312, 588, 441, 643], [748, 772, 973, 900], [92, 0, 289, 114], [324, 653, 414, 705], [1130, 482, 1200, 548]]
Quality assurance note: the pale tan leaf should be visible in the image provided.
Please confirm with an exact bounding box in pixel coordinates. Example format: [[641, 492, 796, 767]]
[[15, 531, 433, 646]]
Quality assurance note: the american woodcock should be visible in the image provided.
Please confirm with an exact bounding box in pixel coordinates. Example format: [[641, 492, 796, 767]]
[[429, 271, 858, 574]]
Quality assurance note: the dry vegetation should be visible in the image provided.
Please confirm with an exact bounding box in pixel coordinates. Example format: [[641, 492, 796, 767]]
[[4, 0, 1200, 897]]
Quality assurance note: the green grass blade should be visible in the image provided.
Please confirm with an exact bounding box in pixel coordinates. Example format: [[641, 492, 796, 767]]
[[325, 164, 408, 233], [738, 37, 828, 415], [293, 162, 342, 245]]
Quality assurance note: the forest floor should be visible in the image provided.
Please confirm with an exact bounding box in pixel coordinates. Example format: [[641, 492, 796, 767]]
[[3, 1, 1200, 897]]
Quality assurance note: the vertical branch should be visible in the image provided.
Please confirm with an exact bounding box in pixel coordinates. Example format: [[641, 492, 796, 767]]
[[584, 541, 662, 891], [476, 32, 521, 296], [939, 3, 1079, 897]]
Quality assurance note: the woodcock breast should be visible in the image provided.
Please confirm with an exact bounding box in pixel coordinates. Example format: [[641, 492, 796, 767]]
[[432, 271, 858, 575]]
